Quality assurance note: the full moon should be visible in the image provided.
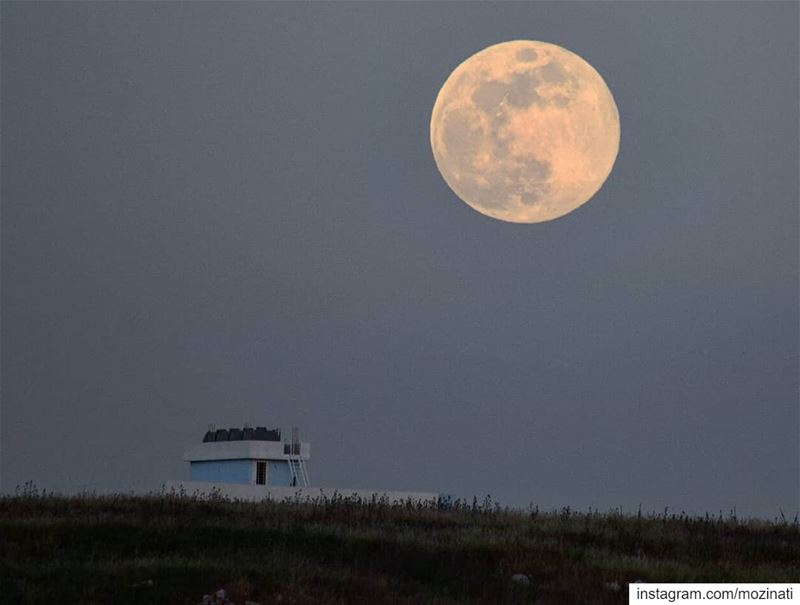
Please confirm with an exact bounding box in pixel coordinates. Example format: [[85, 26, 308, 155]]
[[430, 40, 620, 223]]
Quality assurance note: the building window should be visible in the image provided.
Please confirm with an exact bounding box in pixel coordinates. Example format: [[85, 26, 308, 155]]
[[256, 461, 267, 485]]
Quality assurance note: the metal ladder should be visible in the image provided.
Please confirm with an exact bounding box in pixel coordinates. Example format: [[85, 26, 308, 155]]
[[287, 456, 309, 487], [286, 426, 310, 487]]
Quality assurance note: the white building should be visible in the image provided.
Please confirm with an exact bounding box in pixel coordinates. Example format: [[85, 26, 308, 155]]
[[184, 426, 310, 487]]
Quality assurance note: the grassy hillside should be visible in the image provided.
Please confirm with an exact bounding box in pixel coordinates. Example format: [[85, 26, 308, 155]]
[[1, 486, 798, 604]]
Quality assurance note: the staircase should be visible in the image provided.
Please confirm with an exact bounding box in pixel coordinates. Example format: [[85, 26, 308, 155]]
[[285, 426, 310, 487], [287, 456, 309, 487]]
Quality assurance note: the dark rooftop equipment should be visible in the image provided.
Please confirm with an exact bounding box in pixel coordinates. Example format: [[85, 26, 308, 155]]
[[202, 426, 282, 442], [253, 426, 282, 441]]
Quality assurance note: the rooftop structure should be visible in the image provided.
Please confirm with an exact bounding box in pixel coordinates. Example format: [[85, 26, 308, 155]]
[[184, 425, 310, 487]]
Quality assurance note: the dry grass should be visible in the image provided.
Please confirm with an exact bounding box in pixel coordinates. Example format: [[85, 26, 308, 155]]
[[1, 484, 798, 604]]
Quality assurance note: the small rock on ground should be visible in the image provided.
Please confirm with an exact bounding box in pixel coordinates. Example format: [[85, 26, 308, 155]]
[[197, 588, 240, 605]]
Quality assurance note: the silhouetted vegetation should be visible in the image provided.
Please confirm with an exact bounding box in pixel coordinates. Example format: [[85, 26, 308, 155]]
[[2, 483, 798, 604]]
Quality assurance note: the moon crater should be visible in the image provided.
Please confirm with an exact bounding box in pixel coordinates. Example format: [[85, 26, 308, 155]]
[[430, 41, 620, 223]]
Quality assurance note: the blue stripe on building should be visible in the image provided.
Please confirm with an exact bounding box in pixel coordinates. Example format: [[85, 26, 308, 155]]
[[269, 460, 292, 486], [190, 459, 252, 484]]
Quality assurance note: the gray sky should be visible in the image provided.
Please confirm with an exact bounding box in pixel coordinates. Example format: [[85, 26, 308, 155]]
[[2, 2, 797, 518]]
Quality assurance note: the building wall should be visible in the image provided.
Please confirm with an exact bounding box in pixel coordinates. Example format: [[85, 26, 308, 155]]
[[268, 460, 292, 486], [184, 441, 310, 463], [190, 459, 253, 485], [187, 458, 299, 486]]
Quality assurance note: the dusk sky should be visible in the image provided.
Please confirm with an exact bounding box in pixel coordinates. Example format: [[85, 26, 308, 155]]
[[2, 2, 797, 518]]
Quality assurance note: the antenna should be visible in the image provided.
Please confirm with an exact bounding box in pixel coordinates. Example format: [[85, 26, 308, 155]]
[[208, 423, 216, 432]]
